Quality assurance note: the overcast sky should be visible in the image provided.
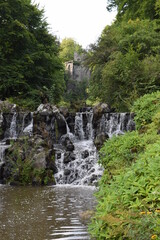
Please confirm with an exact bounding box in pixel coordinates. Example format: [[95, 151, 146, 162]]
[[33, 0, 116, 48]]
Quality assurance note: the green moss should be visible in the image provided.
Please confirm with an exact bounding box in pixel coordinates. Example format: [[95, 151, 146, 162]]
[[5, 137, 55, 186]]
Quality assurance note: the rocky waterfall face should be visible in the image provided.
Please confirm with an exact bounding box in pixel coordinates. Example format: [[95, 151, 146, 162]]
[[54, 110, 101, 185], [0, 102, 135, 185]]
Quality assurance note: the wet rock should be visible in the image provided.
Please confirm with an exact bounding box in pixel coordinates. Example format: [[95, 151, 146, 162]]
[[61, 135, 74, 151], [64, 169, 71, 175], [63, 152, 72, 164], [59, 107, 69, 117], [37, 103, 59, 115], [70, 153, 76, 161], [57, 152, 61, 159], [33, 152, 46, 169], [66, 143, 74, 151], [0, 101, 19, 113], [90, 174, 97, 183], [81, 150, 89, 159], [1, 135, 56, 185], [93, 103, 110, 120], [94, 132, 109, 150]]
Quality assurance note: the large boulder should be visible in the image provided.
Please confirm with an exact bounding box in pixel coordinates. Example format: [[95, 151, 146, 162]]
[[93, 103, 110, 122], [0, 135, 57, 185], [94, 132, 109, 150]]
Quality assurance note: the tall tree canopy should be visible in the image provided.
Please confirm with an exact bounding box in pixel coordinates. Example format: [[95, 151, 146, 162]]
[[86, 19, 160, 110], [59, 38, 84, 62], [0, 0, 65, 109], [107, 0, 159, 20]]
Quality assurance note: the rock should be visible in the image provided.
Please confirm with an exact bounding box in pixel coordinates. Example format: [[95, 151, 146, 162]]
[[57, 152, 61, 159], [82, 150, 89, 159], [59, 107, 69, 117], [70, 153, 76, 161], [66, 143, 74, 151], [61, 135, 75, 151], [64, 169, 71, 175], [63, 151, 75, 164], [33, 152, 46, 169], [93, 103, 110, 118], [46, 149, 58, 174], [94, 132, 109, 150], [0, 101, 19, 113], [37, 103, 59, 115], [63, 152, 71, 164]]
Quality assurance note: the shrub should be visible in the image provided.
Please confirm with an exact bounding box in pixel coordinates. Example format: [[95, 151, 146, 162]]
[[131, 91, 160, 130]]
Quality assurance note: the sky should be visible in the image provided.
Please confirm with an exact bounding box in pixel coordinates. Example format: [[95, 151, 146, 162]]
[[33, 0, 116, 49]]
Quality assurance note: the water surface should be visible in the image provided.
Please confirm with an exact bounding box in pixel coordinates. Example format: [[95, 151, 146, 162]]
[[0, 185, 95, 240]]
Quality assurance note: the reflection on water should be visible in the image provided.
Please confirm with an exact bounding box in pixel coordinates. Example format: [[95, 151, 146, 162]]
[[0, 185, 95, 240]]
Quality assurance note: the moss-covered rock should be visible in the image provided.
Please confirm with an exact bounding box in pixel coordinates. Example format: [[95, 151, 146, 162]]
[[1, 135, 57, 185]]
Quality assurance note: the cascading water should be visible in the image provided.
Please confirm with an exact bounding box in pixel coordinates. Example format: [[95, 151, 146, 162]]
[[23, 112, 33, 135], [100, 112, 135, 138], [54, 111, 135, 186], [0, 142, 10, 165], [9, 112, 17, 139], [74, 112, 85, 140], [0, 113, 10, 165], [0, 102, 135, 186], [54, 110, 103, 185]]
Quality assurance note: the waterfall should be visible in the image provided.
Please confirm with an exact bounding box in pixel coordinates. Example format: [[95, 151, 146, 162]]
[[54, 110, 103, 185], [0, 142, 10, 165], [54, 111, 135, 186], [74, 112, 85, 140], [23, 113, 33, 135], [86, 111, 94, 140], [100, 113, 135, 138], [9, 112, 17, 139], [0, 104, 135, 186], [0, 113, 3, 127]]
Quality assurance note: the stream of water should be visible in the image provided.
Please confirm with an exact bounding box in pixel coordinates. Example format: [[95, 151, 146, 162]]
[[0, 185, 95, 240]]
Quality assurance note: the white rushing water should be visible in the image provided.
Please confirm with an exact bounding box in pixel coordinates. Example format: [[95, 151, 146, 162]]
[[23, 112, 33, 135], [9, 112, 17, 139], [100, 112, 135, 138], [54, 111, 135, 185], [54, 110, 103, 185], [0, 142, 10, 165]]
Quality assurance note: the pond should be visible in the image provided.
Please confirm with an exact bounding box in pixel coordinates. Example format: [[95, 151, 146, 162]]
[[0, 185, 96, 240]]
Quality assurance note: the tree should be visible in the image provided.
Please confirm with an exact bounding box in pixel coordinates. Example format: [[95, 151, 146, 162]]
[[86, 19, 160, 110], [59, 38, 85, 62], [0, 0, 65, 109], [107, 0, 158, 20]]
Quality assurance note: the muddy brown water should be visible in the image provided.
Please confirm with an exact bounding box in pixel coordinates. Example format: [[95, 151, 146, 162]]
[[0, 185, 96, 240]]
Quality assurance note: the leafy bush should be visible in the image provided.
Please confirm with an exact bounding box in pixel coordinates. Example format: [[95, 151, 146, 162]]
[[89, 91, 160, 239], [131, 91, 160, 130]]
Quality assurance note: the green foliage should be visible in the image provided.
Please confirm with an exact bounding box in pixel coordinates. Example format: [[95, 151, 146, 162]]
[[7, 144, 33, 185], [86, 19, 160, 111], [64, 75, 88, 103], [59, 38, 85, 62], [0, 0, 65, 109], [107, 0, 157, 21], [131, 91, 160, 130], [89, 92, 160, 239], [6, 137, 55, 185]]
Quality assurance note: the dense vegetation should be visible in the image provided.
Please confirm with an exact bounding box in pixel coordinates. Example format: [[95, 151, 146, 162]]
[[87, 0, 160, 239], [59, 38, 84, 62], [85, 0, 160, 111], [89, 91, 160, 239], [0, 0, 65, 109]]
